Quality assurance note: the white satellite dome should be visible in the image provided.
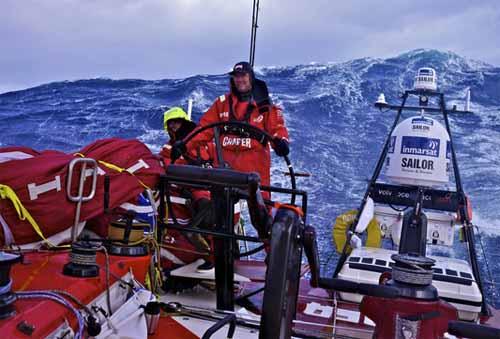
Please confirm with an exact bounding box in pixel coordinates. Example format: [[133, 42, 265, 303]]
[[414, 67, 437, 91], [384, 115, 451, 186]]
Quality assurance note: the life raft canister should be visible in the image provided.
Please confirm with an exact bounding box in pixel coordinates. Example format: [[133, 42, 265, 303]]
[[332, 210, 381, 253]]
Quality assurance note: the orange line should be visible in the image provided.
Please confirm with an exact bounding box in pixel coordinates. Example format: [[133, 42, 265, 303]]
[[18, 254, 51, 291]]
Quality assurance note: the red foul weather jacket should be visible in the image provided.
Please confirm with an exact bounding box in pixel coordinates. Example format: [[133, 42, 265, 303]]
[[160, 140, 222, 265], [159, 141, 213, 224], [188, 92, 288, 188]]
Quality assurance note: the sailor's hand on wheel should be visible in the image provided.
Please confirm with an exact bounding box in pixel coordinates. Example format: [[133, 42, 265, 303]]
[[170, 140, 187, 161], [272, 137, 289, 156]]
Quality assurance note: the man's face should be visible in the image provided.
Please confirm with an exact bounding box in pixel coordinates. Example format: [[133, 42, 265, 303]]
[[233, 73, 252, 93], [167, 119, 183, 134]]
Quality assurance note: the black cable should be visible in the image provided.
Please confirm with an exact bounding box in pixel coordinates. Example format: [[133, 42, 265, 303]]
[[235, 244, 265, 258]]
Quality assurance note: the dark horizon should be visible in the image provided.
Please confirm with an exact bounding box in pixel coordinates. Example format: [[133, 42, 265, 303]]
[[1, 48, 497, 96]]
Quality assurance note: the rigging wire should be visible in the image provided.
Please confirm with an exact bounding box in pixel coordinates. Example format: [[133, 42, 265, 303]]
[[473, 224, 497, 287], [249, 0, 260, 67]]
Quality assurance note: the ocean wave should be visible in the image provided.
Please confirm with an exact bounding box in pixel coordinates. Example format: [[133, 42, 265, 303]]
[[2, 48, 500, 304]]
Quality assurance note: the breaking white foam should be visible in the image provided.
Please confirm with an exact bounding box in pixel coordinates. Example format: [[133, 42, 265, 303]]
[[471, 213, 500, 237], [138, 129, 164, 153]]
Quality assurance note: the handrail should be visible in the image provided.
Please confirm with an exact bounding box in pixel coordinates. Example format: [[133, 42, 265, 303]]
[[66, 158, 98, 242]]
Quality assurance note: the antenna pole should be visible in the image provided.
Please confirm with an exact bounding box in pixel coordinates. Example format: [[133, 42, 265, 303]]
[[187, 99, 193, 120], [465, 88, 471, 112]]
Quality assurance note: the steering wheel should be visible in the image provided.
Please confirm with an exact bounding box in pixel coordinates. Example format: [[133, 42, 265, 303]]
[[172, 121, 298, 205]]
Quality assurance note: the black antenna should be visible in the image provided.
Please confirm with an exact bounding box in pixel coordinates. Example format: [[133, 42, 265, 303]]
[[249, 0, 260, 67]]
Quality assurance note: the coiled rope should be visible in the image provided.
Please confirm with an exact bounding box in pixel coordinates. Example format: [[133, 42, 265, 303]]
[[67, 243, 113, 316], [392, 255, 434, 286]]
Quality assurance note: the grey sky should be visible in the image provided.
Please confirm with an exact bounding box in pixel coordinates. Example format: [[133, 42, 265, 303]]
[[1, 0, 499, 93]]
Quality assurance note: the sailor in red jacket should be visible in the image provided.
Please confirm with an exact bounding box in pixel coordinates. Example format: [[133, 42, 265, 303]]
[[159, 107, 215, 270], [159, 107, 214, 168], [172, 61, 289, 197]]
